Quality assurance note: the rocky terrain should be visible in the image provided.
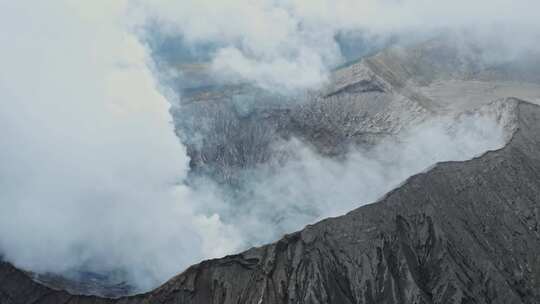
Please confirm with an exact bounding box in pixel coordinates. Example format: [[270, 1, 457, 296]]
[[3, 34, 540, 303], [1, 99, 540, 303], [166, 35, 540, 255], [172, 37, 540, 187], [30, 271, 134, 299]]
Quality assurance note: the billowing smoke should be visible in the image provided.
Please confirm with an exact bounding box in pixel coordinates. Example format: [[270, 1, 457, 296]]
[[0, 0, 534, 296], [0, 1, 240, 291]]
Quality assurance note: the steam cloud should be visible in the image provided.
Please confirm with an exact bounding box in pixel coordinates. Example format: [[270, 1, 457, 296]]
[[0, 0, 534, 294], [143, 0, 540, 90], [184, 109, 512, 245], [0, 1, 239, 291]]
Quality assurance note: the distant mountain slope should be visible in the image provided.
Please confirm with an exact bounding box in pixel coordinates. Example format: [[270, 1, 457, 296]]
[[173, 37, 540, 186], [2, 99, 539, 303]]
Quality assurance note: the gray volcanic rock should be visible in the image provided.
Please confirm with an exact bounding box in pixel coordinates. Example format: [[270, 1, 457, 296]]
[[30, 271, 133, 298], [2, 99, 540, 303], [172, 37, 540, 187]]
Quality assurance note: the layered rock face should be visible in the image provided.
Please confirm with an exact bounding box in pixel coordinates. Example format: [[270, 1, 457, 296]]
[[2, 99, 540, 304]]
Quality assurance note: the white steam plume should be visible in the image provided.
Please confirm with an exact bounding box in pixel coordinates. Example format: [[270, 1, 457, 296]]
[[0, 0, 531, 295], [143, 0, 540, 90], [0, 1, 240, 291], [188, 108, 513, 245]]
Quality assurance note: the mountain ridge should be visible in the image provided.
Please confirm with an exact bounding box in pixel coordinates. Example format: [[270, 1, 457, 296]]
[[2, 98, 539, 303]]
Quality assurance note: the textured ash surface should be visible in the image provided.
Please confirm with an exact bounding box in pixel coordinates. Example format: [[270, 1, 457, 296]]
[[172, 37, 540, 187], [1, 99, 539, 304]]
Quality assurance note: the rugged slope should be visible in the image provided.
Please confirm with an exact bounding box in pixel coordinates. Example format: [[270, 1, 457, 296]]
[[5, 37, 538, 298], [2, 99, 539, 303], [173, 37, 540, 186]]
